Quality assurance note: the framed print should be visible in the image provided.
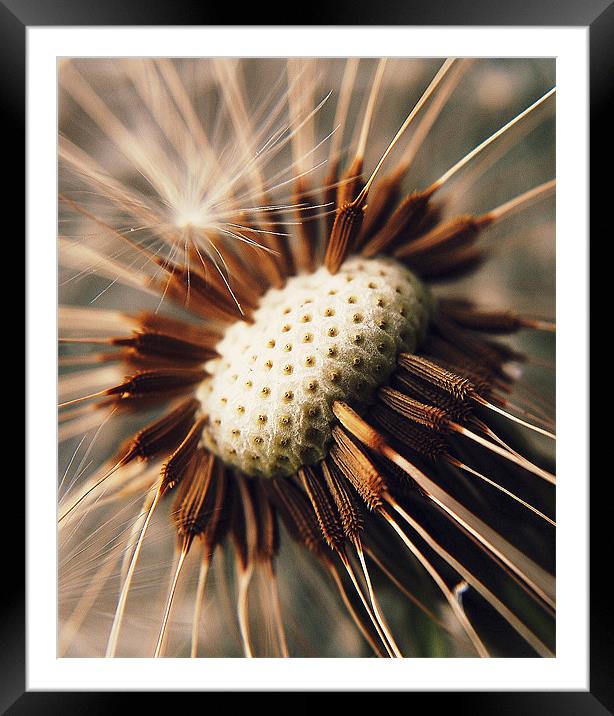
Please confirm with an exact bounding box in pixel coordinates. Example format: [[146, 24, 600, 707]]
[[8, 0, 605, 711]]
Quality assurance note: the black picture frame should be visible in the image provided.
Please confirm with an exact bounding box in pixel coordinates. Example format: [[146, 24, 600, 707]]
[[8, 0, 603, 711]]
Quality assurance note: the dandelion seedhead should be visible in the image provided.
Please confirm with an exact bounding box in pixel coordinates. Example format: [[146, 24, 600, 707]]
[[59, 57, 555, 659]]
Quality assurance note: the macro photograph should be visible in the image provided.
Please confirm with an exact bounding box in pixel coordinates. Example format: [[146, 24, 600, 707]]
[[56, 56, 557, 660]]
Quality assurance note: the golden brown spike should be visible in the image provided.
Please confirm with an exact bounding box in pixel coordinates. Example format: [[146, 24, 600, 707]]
[[298, 466, 345, 551], [421, 336, 499, 388], [431, 314, 510, 375], [158, 461, 220, 654], [378, 386, 449, 433], [160, 415, 207, 491], [202, 464, 228, 549], [324, 193, 368, 274], [398, 353, 476, 401], [329, 425, 385, 510], [59, 333, 211, 369], [111, 368, 207, 402], [112, 331, 217, 363], [163, 266, 247, 322], [267, 478, 325, 556], [395, 369, 474, 422], [172, 449, 216, 540], [440, 300, 554, 334], [336, 156, 364, 208], [361, 189, 433, 258], [58, 367, 207, 409], [371, 403, 449, 462], [251, 479, 280, 562], [60, 398, 200, 521], [321, 461, 364, 546], [394, 214, 489, 260], [411, 244, 486, 281], [355, 173, 403, 246], [332, 402, 388, 455], [229, 476, 250, 572]]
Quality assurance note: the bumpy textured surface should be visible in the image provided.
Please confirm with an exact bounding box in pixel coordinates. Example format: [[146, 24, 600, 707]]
[[198, 256, 432, 478]]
